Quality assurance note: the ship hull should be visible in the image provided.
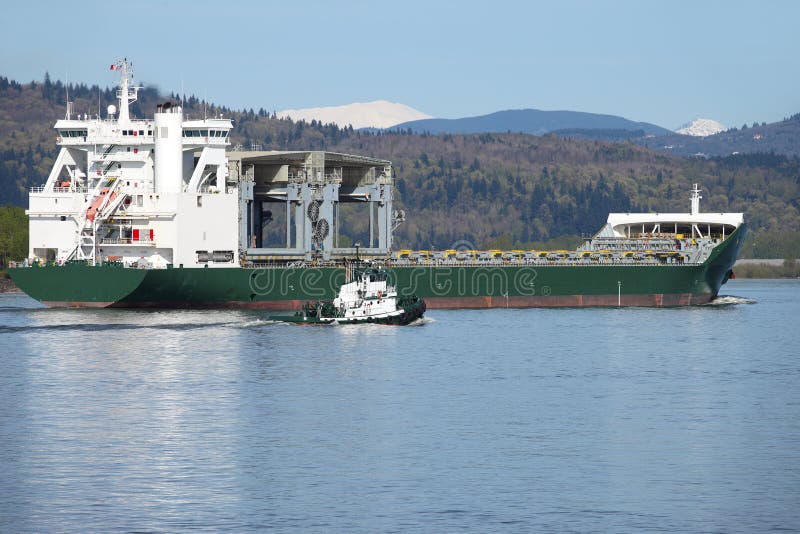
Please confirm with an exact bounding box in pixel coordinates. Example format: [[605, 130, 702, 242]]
[[9, 263, 148, 307], [10, 226, 745, 310]]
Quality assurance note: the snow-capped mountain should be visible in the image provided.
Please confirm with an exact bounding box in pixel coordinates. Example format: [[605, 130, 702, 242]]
[[676, 118, 726, 137], [276, 100, 432, 129]]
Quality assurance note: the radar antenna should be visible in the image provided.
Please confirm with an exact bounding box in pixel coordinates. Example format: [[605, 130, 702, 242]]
[[110, 58, 140, 123]]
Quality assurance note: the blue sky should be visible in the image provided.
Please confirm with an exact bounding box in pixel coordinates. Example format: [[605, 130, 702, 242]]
[[1, 0, 797, 129]]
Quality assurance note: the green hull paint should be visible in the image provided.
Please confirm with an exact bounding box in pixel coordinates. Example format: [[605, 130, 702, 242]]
[[9, 262, 148, 305], [10, 226, 746, 309]]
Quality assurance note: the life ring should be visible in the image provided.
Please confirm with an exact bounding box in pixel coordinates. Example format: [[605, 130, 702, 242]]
[[377, 290, 382, 298]]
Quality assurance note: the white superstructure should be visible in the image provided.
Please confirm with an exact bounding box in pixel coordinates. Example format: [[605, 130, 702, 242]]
[[603, 184, 744, 240], [27, 59, 237, 268]]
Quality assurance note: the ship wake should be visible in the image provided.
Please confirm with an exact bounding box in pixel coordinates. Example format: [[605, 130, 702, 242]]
[[705, 295, 757, 306], [0, 318, 286, 334], [236, 318, 284, 328]]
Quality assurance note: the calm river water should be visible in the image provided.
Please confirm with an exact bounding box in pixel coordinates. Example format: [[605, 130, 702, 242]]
[[1, 279, 798, 532]]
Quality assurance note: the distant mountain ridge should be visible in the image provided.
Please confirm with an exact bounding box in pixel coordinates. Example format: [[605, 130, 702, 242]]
[[639, 113, 800, 157], [277, 100, 431, 129], [390, 108, 673, 136]]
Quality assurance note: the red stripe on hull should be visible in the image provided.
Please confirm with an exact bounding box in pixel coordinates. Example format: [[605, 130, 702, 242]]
[[422, 293, 711, 308], [38, 293, 713, 309], [108, 300, 308, 310]]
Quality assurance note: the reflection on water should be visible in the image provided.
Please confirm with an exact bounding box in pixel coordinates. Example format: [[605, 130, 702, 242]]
[[1, 280, 799, 532], [9, 306, 253, 530]]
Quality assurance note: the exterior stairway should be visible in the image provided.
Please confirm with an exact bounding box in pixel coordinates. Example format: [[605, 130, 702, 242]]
[[69, 177, 127, 263]]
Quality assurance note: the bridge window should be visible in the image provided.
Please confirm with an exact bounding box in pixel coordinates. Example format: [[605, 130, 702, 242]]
[[60, 130, 88, 137]]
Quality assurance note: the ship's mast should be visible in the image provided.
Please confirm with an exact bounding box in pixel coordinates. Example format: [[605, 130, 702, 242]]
[[111, 58, 138, 124], [64, 72, 73, 120], [690, 183, 702, 215]]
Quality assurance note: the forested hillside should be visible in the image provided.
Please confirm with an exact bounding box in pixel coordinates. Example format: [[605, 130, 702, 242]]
[[1, 75, 799, 257]]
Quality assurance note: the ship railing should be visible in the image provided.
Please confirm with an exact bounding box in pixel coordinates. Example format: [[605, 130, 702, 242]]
[[244, 257, 701, 269], [286, 169, 344, 185], [324, 171, 343, 184], [99, 237, 155, 245], [248, 261, 307, 269], [388, 254, 697, 267], [197, 184, 238, 195], [625, 233, 729, 246], [630, 232, 682, 238], [591, 237, 679, 245], [55, 186, 89, 193], [287, 172, 305, 184], [57, 136, 88, 144], [29, 186, 90, 194]]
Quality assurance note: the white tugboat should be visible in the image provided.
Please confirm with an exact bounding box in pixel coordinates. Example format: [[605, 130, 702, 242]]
[[271, 267, 426, 325]]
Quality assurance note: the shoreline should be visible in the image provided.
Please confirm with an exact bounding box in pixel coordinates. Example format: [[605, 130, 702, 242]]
[[733, 259, 799, 279], [0, 277, 21, 293]]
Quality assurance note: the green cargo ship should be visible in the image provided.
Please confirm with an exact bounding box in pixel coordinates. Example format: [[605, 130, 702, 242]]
[[11, 219, 745, 309], [9, 60, 745, 308]]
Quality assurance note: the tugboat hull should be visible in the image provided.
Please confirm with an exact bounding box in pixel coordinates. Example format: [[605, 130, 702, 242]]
[[271, 296, 426, 326]]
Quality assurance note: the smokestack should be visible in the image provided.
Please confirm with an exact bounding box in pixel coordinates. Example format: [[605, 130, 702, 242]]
[[154, 103, 183, 194]]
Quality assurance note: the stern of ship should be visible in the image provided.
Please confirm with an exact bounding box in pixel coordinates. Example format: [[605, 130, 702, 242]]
[[9, 263, 148, 307]]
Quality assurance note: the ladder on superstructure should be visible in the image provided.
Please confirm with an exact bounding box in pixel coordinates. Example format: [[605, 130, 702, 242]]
[[70, 176, 126, 264]]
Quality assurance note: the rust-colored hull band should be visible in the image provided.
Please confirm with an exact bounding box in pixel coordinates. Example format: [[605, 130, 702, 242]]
[[422, 293, 710, 308], [42, 293, 711, 309]]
